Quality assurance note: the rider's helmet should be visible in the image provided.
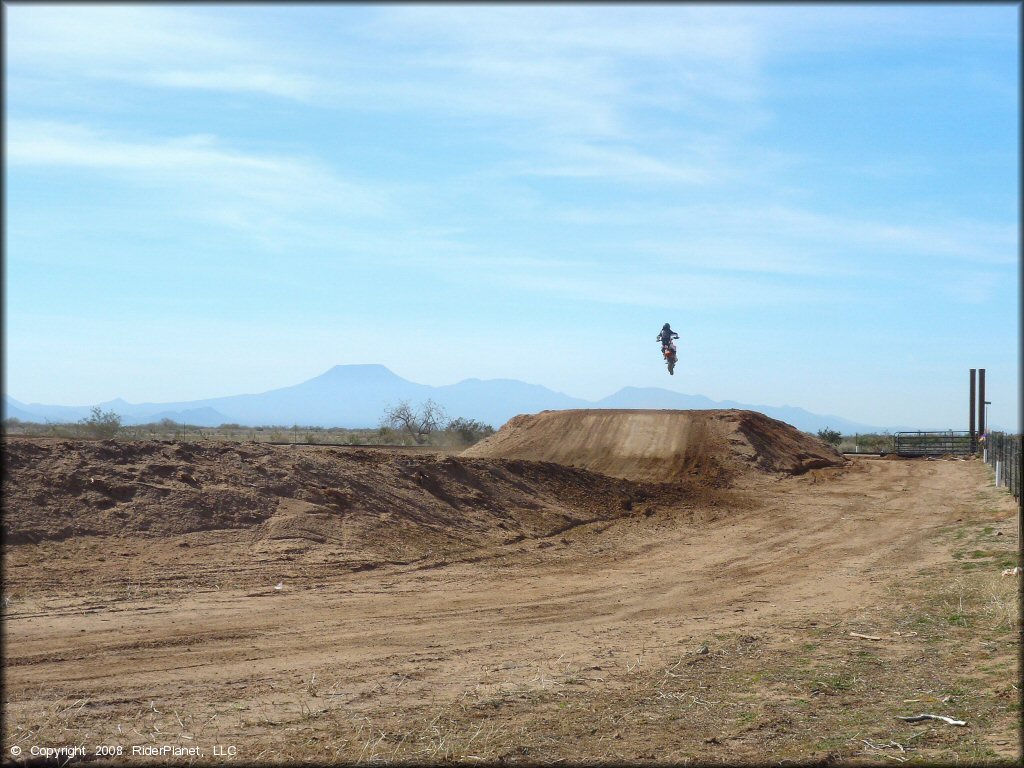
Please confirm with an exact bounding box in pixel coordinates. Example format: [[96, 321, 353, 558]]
[[662, 323, 671, 330]]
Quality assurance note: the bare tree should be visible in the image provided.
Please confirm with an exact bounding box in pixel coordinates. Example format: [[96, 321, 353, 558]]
[[381, 399, 448, 444]]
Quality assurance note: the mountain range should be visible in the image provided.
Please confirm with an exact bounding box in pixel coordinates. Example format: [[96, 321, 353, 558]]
[[4, 364, 896, 434]]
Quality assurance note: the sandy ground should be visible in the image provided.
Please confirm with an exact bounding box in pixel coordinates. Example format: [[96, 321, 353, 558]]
[[463, 408, 844, 481], [2, 419, 1019, 764]]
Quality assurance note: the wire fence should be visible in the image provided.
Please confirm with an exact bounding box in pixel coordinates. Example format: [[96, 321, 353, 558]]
[[984, 431, 1021, 502]]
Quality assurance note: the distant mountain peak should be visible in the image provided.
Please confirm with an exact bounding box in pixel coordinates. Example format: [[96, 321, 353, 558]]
[[7, 364, 891, 433], [314, 364, 403, 381], [614, 385, 695, 396]]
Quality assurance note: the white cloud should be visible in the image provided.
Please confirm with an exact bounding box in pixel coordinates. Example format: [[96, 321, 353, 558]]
[[128, 67, 319, 101], [707, 4, 1016, 63], [6, 4, 319, 101], [515, 141, 716, 184], [6, 6, 1016, 314], [630, 239, 858, 279], [339, 5, 769, 148], [8, 5, 239, 62], [6, 4, 775, 190], [6, 120, 392, 245], [483, 265, 829, 310], [756, 206, 1018, 267], [557, 201, 1016, 269], [370, 5, 761, 65]]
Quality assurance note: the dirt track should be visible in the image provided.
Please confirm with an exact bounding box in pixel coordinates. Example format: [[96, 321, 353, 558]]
[[463, 409, 844, 482], [2, 414, 1019, 763]]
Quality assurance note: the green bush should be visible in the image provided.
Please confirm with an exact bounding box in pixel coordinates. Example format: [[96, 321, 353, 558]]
[[816, 427, 842, 446], [80, 406, 122, 439], [446, 417, 495, 445]]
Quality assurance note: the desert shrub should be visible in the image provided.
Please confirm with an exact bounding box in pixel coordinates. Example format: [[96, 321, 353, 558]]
[[838, 432, 895, 453], [446, 417, 495, 445], [816, 427, 842, 446], [80, 406, 122, 439], [861, 432, 893, 452]]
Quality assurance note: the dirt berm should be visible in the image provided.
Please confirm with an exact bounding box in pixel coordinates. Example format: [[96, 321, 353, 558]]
[[1, 439, 715, 573], [462, 409, 845, 484]]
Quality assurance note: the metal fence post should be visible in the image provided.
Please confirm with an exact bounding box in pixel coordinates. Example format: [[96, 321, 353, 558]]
[[969, 369, 976, 451], [1017, 435, 1023, 552]]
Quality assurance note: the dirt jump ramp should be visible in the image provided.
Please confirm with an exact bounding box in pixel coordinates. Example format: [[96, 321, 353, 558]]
[[462, 409, 845, 484]]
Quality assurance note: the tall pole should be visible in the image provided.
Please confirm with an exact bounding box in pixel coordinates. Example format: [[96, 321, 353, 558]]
[[978, 368, 986, 437], [969, 368, 977, 451]]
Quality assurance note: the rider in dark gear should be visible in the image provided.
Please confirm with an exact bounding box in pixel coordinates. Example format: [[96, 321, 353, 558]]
[[656, 323, 679, 352]]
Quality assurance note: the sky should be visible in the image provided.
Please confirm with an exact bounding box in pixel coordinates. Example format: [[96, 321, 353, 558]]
[[3, 3, 1020, 431]]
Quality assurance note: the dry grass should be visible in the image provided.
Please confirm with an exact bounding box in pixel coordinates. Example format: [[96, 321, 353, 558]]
[[247, 513, 1020, 765], [6, 565, 1018, 765]]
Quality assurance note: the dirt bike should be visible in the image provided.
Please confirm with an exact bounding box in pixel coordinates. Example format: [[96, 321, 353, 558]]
[[661, 340, 678, 375]]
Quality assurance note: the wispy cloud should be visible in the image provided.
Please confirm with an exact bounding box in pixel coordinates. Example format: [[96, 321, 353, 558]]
[[744, 4, 1017, 52], [346, 5, 768, 142], [6, 5, 319, 101], [6, 120, 392, 245], [470, 262, 831, 310], [6, 4, 773, 187], [125, 67, 319, 100], [755, 205, 1018, 267], [552, 200, 1016, 269], [513, 141, 716, 184]]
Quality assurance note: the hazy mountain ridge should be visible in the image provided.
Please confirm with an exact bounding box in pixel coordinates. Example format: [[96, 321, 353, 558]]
[[5, 364, 905, 433]]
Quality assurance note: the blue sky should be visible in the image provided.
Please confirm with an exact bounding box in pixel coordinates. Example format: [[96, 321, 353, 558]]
[[4, 3, 1019, 430]]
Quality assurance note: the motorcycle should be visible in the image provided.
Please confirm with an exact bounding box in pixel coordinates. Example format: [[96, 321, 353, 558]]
[[661, 340, 678, 375]]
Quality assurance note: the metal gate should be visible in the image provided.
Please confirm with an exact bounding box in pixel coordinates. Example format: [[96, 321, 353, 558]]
[[893, 431, 974, 457]]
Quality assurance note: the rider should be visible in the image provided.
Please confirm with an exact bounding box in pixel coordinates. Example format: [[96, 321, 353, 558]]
[[656, 323, 679, 353]]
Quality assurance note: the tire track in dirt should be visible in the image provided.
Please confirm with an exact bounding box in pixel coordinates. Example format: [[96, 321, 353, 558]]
[[5, 418, 1008, 759], [4, 458, 995, 745]]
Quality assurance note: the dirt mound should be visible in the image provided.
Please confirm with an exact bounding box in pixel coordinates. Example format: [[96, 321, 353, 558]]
[[462, 409, 844, 483], [1, 439, 712, 566]]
